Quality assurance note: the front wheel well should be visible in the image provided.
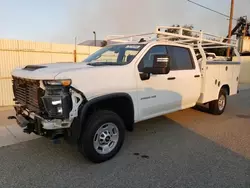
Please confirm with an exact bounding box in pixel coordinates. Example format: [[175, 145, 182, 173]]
[[81, 95, 135, 133]]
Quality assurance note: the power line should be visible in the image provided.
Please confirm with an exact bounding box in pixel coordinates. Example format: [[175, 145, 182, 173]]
[[187, 0, 237, 20]]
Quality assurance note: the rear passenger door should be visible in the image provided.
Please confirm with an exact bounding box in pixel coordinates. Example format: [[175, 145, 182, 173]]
[[167, 45, 201, 109]]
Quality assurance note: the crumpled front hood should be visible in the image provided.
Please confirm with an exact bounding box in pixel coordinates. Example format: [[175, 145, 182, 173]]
[[11, 62, 93, 80]]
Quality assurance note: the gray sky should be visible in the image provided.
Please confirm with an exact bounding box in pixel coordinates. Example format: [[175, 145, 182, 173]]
[[0, 0, 249, 44]]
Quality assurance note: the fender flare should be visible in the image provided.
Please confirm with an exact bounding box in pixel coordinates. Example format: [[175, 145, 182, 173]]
[[73, 92, 135, 141]]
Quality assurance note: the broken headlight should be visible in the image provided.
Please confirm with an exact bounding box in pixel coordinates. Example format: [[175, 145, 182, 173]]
[[42, 85, 72, 119]]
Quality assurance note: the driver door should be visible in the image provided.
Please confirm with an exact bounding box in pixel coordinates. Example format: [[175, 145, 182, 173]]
[[136, 45, 182, 121]]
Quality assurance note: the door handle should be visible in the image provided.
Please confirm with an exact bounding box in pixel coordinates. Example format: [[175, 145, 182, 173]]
[[194, 75, 200, 78], [168, 77, 176, 80]]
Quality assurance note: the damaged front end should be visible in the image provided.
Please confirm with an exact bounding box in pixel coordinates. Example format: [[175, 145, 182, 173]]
[[10, 77, 84, 137]]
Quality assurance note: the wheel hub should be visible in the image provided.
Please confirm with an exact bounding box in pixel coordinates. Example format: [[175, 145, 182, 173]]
[[93, 123, 119, 155], [99, 131, 111, 144], [105, 136, 110, 142], [218, 95, 226, 111]]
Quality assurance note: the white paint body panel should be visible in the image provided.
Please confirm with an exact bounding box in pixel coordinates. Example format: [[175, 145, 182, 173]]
[[134, 42, 201, 121], [11, 62, 94, 80], [56, 63, 140, 121], [197, 62, 240, 104]]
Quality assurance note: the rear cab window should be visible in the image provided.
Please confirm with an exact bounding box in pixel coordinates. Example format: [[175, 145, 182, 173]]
[[167, 45, 195, 70]]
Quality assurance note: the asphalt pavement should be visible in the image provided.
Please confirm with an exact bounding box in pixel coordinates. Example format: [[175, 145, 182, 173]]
[[1, 90, 250, 188]]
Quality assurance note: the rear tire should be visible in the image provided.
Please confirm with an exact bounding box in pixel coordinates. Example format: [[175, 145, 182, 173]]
[[209, 88, 227, 115], [78, 110, 125, 163]]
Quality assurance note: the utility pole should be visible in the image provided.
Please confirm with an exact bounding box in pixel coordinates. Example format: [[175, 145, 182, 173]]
[[242, 16, 248, 37], [93, 31, 96, 46], [74, 37, 77, 63], [227, 0, 234, 57]]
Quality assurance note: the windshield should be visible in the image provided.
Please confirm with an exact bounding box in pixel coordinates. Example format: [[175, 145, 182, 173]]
[[82, 44, 145, 65]]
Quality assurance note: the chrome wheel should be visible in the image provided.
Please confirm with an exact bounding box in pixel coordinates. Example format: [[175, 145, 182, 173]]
[[93, 123, 119, 155], [218, 94, 226, 111]]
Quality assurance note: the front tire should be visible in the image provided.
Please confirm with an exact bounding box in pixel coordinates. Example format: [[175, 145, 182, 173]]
[[209, 88, 227, 115], [78, 110, 125, 163]]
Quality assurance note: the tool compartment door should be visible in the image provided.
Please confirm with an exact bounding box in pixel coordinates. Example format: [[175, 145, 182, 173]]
[[198, 61, 240, 104]]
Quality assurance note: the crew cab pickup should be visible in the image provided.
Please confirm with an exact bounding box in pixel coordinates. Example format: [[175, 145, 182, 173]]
[[9, 26, 241, 163]]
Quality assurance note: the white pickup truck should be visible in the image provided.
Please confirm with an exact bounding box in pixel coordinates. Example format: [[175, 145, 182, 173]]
[[9, 26, 241, 163]]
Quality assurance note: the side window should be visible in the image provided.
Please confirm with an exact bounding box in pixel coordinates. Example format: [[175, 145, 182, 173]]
[[167, 46, 195, 70], [138, 45, 167, 71]]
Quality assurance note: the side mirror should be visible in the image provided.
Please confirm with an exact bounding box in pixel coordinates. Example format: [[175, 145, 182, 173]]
[[142, 55, 170, 74]]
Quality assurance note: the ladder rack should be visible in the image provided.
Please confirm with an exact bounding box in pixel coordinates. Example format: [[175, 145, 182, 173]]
[[105, 26, 238, 49], [156, 26, 238, 49], [105, 33, 155, 43]]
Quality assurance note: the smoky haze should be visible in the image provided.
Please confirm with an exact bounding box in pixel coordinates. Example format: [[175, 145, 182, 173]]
[[68, 0, 232, 43]]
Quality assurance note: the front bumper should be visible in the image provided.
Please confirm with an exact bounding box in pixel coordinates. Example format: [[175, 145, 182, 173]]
[[14, 105, 44, 135], [13, 88, 84, 135]]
